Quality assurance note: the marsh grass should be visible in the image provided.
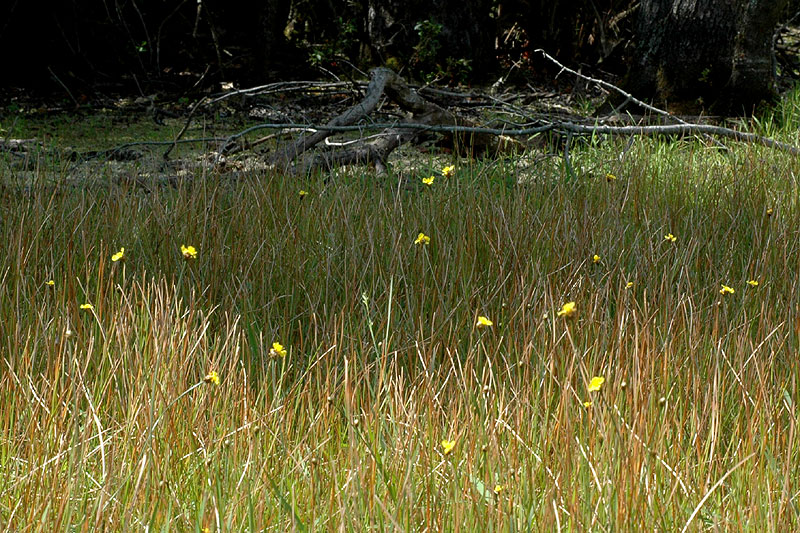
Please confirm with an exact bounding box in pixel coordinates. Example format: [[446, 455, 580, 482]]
[[2, 104, 800, 530]]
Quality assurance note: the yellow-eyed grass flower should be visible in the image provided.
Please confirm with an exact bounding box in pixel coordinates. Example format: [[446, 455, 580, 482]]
[[605, 173, 617, 182], [720, 285, 735, 295], [204, 371, 220, 385], [80, 303, 94, 311], [422, 176, 435, 186], [587, 376, 605, 392], [592, 254, 601, 264], [476, 316, 493, 328], [664, 233, 677, 243], [747, 280, 759, 287], [414, 232, 430, 245], [441, 439, 456, 455], [181, 244, 198, 260], [557, 301, 576, 318], [442, 165, 455, 177], [270, 342, 287, 358], [46, 280, 55, 287], [111, 247, 125, 262]]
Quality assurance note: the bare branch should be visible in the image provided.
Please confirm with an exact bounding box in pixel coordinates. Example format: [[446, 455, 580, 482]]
[[220, 121, 800, 156], [268, 68, 396, 170]]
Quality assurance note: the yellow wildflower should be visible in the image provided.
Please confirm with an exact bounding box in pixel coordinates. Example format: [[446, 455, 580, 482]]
[[587, 376, 605, 392], [766, 208, 774, 217], [299, 189, 308, 197], [46, 280, 55, 287], [476, 316, 493, 328], [605, 173, 617, 182], [204, 371, 220, 385], [442, 165, 455, 178], [746, 280, 759, 287], [181, 244, 198, 259], [583, 401, 593, 408], [422, 176, 435, 186], [625, 281, 634, 289], [592, 254, 601, 264], [414, 232, 431, 245], [664, 233, 677, 243], [80, 303, 94, 311], [111, 247, 125, 262], [269, 342, 287, 358], [720, 284, 735, 295], [557, 301, 576, 318], [493, 484, 505, 495], [441, 439, 456, 455]]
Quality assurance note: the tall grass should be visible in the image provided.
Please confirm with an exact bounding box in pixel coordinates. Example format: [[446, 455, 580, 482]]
[[2, 118, 800, 530]]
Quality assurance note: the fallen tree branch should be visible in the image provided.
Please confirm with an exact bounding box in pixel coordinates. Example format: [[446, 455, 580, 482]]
[[268, 69, 393, 170], [536, 48, 733, 151], [242, 66, 798, 175], [77, 64, 800, 179], [536, 48, 669, 118], [267, 68, 519, 174], [219, 120, 800, 155]]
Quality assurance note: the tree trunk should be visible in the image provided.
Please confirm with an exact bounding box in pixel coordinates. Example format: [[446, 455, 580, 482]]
[[626, 0, 788, 113]]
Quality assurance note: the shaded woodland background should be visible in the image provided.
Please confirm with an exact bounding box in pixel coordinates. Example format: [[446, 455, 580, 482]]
[[3, 1, 800, 112]]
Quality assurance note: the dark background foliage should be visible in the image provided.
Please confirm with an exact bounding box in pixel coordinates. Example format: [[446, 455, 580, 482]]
[[2, 0, 800, 110]]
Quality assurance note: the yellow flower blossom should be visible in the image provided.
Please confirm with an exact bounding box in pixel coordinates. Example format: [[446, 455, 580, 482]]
[[111, 247, 125, 262], [181, 244, 198, 259], [720, 284, 735, 295], [605, 173, 617, 182], [493, 484, 505, 495], [269, 342, 287, 358], [747, 280, 759, 287], [442, 165, 455, 178], [204, 371, 220, 385], [46, 280, 55, 287], [664, 233, 677, 243], [625, 281, 634, 289], [557, 301, 576, 318], [587, 376, 605, 392], [441, 439, 456, 455], [592, 254, 601, 264], [583, 401, 593, 408], [80, 303, 94, 311], [422, 176, 435, 186], [476, 316, 493, 328], [299, 189, 308, 197], [766, 208, 774, 217], [414, 232, 431, 245]]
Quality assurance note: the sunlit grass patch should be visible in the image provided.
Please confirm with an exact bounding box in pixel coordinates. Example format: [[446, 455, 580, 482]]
[[2, 113, 800, 529]]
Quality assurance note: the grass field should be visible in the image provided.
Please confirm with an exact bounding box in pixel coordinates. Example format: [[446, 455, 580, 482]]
[[2, 97, 800, 531]]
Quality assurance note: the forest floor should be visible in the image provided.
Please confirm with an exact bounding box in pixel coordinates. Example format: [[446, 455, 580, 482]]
[[3, 76, 800, 530], [0, 75, 629, 190]]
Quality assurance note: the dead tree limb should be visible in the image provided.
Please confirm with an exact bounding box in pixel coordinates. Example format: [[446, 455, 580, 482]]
[[208, 64, 800, 175], [269, 68, 518, 175], [270, 68, 393, 171], [223, 120, 800, 156]]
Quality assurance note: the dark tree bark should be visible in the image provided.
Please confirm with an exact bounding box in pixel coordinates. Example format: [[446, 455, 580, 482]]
[[254, 0, 293, 79], [366, 0, 496, 79], [516, 0, 587, 61], [626, 0, 788, 113]]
